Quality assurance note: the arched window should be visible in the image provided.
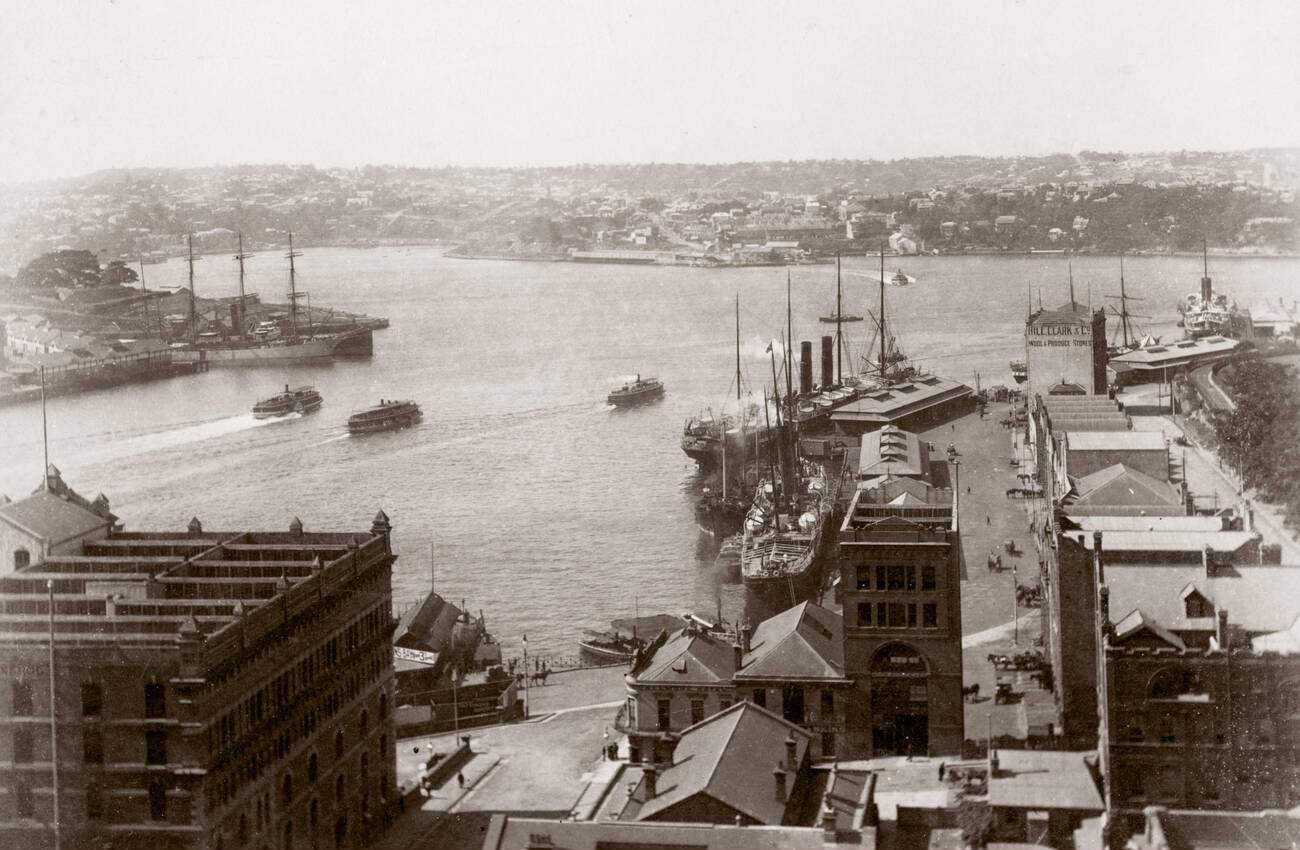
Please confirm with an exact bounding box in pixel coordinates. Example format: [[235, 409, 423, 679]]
[[13, 548, 30, 570], [1149, 668, 1206, 700]]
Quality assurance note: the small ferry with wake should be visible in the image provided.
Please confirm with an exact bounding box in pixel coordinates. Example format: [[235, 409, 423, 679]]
[[347, 399, 422, 434], [253, 384, 323, 418]]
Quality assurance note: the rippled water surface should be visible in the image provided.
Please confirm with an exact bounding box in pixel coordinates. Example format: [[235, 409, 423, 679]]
[[2, 248, 1296, 656]]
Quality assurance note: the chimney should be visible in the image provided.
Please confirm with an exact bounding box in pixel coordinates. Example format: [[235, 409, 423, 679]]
[[643, 765, 657, 799], [800, 341, 813, 395], [187, 516, 203, 536], [821, 802, 838, 840], [773, 766, 786, 801], [820, 336, 835, 387], [988, 747, 1000, 778], [733, 643, 743, 671], [784, 734, 798, 770], [1216, 609, 1230, 651], [289, 516, 303, 536], [1098, 586, 1111, 639], [740, 621, 752, 654]]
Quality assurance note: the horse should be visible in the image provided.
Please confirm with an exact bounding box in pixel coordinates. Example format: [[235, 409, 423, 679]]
[[529, 670, 550, 686], [962, 683, 980, 702]]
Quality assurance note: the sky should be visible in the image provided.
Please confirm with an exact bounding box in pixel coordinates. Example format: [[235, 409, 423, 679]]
[[1, 0, 1297, 183]]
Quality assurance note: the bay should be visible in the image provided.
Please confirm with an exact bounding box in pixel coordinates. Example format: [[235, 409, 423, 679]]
[[2, 247, 1296, 658]]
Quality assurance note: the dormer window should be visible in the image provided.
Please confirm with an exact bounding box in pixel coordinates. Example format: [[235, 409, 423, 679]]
[[1183, 588, 1213, 619]]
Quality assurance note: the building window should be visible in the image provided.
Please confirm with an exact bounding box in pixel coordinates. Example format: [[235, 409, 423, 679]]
[[782, 685, 805, 723], [82, 681, 103, 717], [886, 566, 906, 590], [334, 816, 348, 849], [690, 698, 704, 726], [856, 567, 872, 590], [875, 568, 886, 591], [335, 774, 345, 803], [887, 603, 907, 628], [921, 565, 936, 591], [334, 729, 344, 759], [146, 730, 168, 765], [283, 819, 293, 850], [905, 567, 916, 591], [14, 782, 33, 817], [857, 602, 872, 627], [718, 697, 731, 712], [148, 782, 167, 820], [11, 680, 33, 716], [876, 602, 887, 627], [308, 752, 318, 783], [378, 692, 388, 721], [309, 798, 318, 829], [752, 688, 767, 708], [13, 548, 30, 570], [86, 783, 103, 819], [821, 689, 834, 718], [922, 603, 938, 628], [144, 682, 166, 719], [360, 709, 368, 734], [84, 728, 103, 764], [907, 604, 917, 628], [656, 698, 671, 731], [379, 734, 387, 761], [13, 729, 33, 763], [821, 730, 836, 757], [283, 773, 293, 805]]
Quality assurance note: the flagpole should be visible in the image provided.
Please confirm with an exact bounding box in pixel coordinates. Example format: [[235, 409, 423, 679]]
[[48, 579, 61, 850], [521, 635, 529, 719], [41, 366, 49, 487]]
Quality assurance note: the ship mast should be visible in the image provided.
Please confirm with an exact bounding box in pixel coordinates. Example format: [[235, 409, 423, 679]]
[[234, 232, 250, 339], [138, 257, 152, 336], [186, 233, 198, 344], [785, 270, 794, 402], [1119, 252, 1130, 350], [286, 232, 304, 337], [835, 254, 843, 385], [879, 240, 887, 380]]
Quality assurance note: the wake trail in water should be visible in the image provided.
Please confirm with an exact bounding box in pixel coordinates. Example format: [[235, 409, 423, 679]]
[[93, 412, 300, 462]]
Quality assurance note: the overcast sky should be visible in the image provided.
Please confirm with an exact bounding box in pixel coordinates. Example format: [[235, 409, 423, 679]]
[[1, 0, 1297, 183]]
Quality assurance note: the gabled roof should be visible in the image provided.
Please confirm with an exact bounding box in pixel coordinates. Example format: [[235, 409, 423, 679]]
[[1065, 430, 1166, 452], [1067, 463, 1183, 508], [735, 602, 845, 682], [634, 701, 810, 825], [635, 628, 736, 685], [1104, 564, 1300, 637], [394, 592, 461, 654], [1112, 609, 1186, 650], [0, 490, 112, 551]]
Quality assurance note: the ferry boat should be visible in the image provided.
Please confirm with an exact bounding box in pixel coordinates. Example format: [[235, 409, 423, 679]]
[[347, 399, 422, 434], [890, 269, 914, 286], [252, 384, 323, 418], [607, 374, 665, 407]]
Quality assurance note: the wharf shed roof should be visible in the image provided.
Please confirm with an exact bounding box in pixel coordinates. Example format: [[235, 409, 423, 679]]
[[831, 375, 973, 423], [1065, 430, 1166, 452], [857, 425, 927, 479], [1103, 564, 1300, 636], [1070, 529, 1256, 554], [986, 749, 1104, 812], [633, 701, 810, 825], [1065, 515, 1230, 533], [736, 601, 846, 682], [1111, 336, 1239, 367]]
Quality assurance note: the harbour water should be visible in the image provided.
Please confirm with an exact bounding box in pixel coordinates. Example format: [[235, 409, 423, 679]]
[[2, 247, 1296, 657]]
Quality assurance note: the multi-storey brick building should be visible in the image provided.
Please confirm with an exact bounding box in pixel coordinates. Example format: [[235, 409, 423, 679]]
[[0, 481, 398, 850], [836, 431, 963, 758], [620, 603, 848, 764], [1096, 556, 1300, 812]]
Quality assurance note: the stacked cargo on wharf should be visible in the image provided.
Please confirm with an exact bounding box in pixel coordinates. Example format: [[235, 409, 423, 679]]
[[0, 468, 398, 850]]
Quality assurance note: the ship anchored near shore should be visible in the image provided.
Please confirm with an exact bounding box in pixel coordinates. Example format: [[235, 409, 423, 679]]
[[172, 232, 374, 368]]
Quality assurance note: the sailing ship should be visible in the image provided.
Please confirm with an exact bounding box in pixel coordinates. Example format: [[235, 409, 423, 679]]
[[607, 374, 665, 407], [173, 232, 373, 367], [347, 399, 422, 434], [252, 384, 323, 418]]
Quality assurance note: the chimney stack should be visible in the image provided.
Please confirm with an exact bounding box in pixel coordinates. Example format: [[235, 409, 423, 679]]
[[733, 643, 743, 671], [784, 734, 798, 770], [1092, 530, 1104, 584], [643, 764, 657, 799], [800, 341, 813, 395], [1216, 609, 1230, 651], [821, 336, 835, 387], [773, 766, 786, 801]]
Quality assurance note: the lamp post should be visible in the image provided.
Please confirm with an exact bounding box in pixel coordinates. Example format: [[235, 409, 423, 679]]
[[1012, 559, 1019, 647], [521, 635, 529, 719], [451, 667, 459, 738]]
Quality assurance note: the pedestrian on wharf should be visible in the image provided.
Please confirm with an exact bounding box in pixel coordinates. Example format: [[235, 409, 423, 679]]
[[457, 772, 465, 789]]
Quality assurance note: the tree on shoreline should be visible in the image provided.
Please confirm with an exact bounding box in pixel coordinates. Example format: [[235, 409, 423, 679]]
[[1213, 358, 1300, 530]]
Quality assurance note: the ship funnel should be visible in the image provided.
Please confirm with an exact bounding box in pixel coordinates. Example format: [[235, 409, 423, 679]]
[[821, 336, 834, 388], [1201, 275, 1213, 302], [800, 341, 813, 395]]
